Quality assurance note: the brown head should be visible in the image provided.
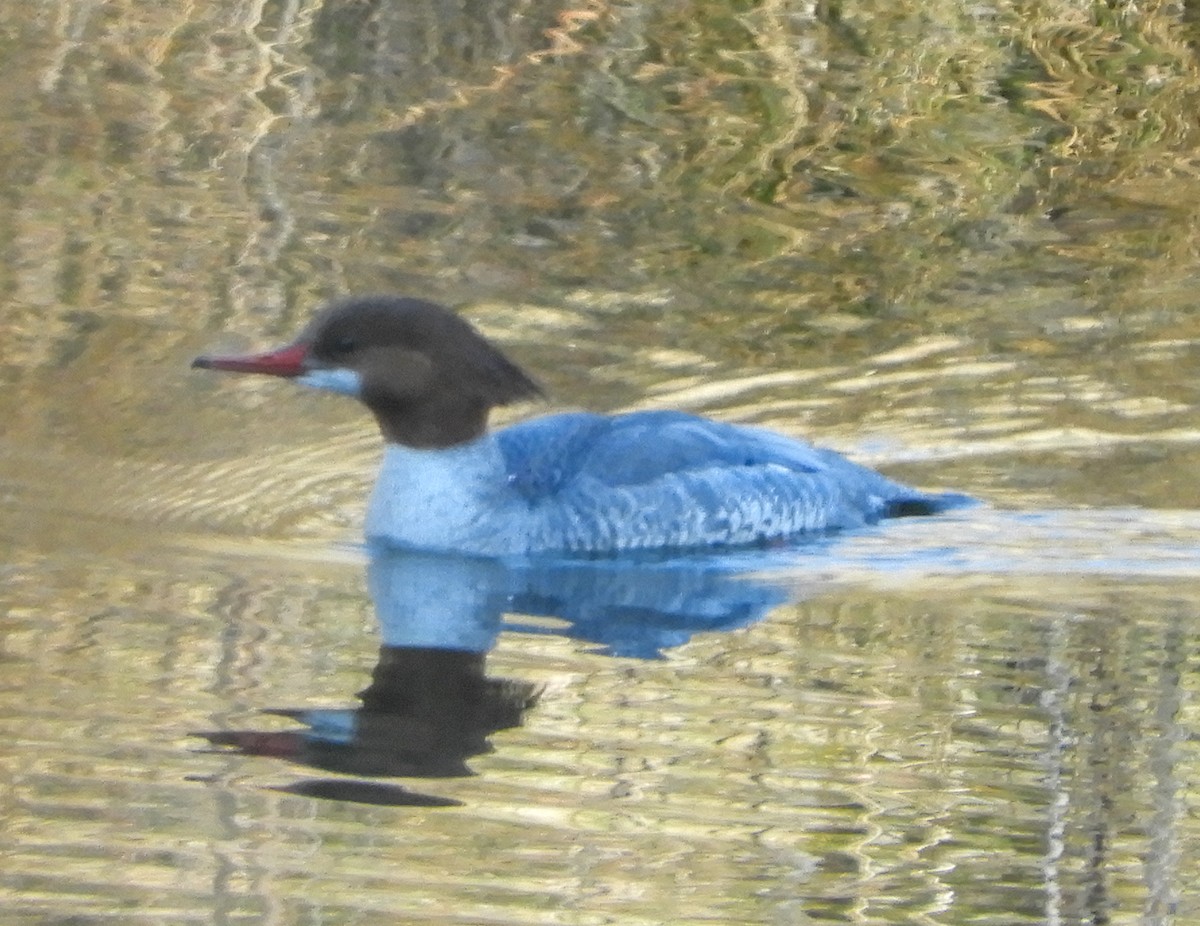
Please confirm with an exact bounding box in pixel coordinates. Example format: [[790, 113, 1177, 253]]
[[193, 296, 542, 447]]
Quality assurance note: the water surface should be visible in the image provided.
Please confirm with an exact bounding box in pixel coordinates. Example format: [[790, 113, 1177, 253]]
[[2, 2, 1199, 923]]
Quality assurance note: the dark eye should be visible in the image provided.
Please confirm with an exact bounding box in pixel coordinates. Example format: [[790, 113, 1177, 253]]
[[328, 334, 358, 356]]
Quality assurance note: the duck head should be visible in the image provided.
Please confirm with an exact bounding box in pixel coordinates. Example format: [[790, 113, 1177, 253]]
[[193, 296, 542, 447]]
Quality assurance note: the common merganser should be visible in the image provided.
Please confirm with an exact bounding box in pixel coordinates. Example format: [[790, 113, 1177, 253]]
[[193, 296, 969, 555]]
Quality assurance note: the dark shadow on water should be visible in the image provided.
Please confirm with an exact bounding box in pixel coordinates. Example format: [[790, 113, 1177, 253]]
[[194, 545, 802, 804]]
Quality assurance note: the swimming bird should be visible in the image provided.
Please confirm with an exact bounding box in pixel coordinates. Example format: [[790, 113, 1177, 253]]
[[193, 296, 968, 556]]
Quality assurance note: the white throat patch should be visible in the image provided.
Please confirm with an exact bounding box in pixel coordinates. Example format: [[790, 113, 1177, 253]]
[[296, 367, 363, 397]]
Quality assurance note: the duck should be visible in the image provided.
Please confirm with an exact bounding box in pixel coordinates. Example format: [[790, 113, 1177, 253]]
[[193, 295, 970, 556]]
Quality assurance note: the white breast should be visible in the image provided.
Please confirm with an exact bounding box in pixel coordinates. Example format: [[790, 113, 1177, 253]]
[[364, 437, 528, 554]]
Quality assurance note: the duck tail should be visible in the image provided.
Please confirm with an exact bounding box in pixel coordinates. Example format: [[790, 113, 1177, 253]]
[[883, 491, 976, 519]]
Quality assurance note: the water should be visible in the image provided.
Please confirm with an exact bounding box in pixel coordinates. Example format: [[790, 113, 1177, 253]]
[[2, 2, 1200, 923]]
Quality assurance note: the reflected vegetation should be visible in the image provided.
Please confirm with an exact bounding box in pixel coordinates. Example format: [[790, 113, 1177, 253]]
[[2, 0, 1200, 923], [6, 0, 1200, 511]]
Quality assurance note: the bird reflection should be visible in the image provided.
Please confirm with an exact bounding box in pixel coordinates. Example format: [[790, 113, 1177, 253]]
[[197, 547, 794, 805]]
